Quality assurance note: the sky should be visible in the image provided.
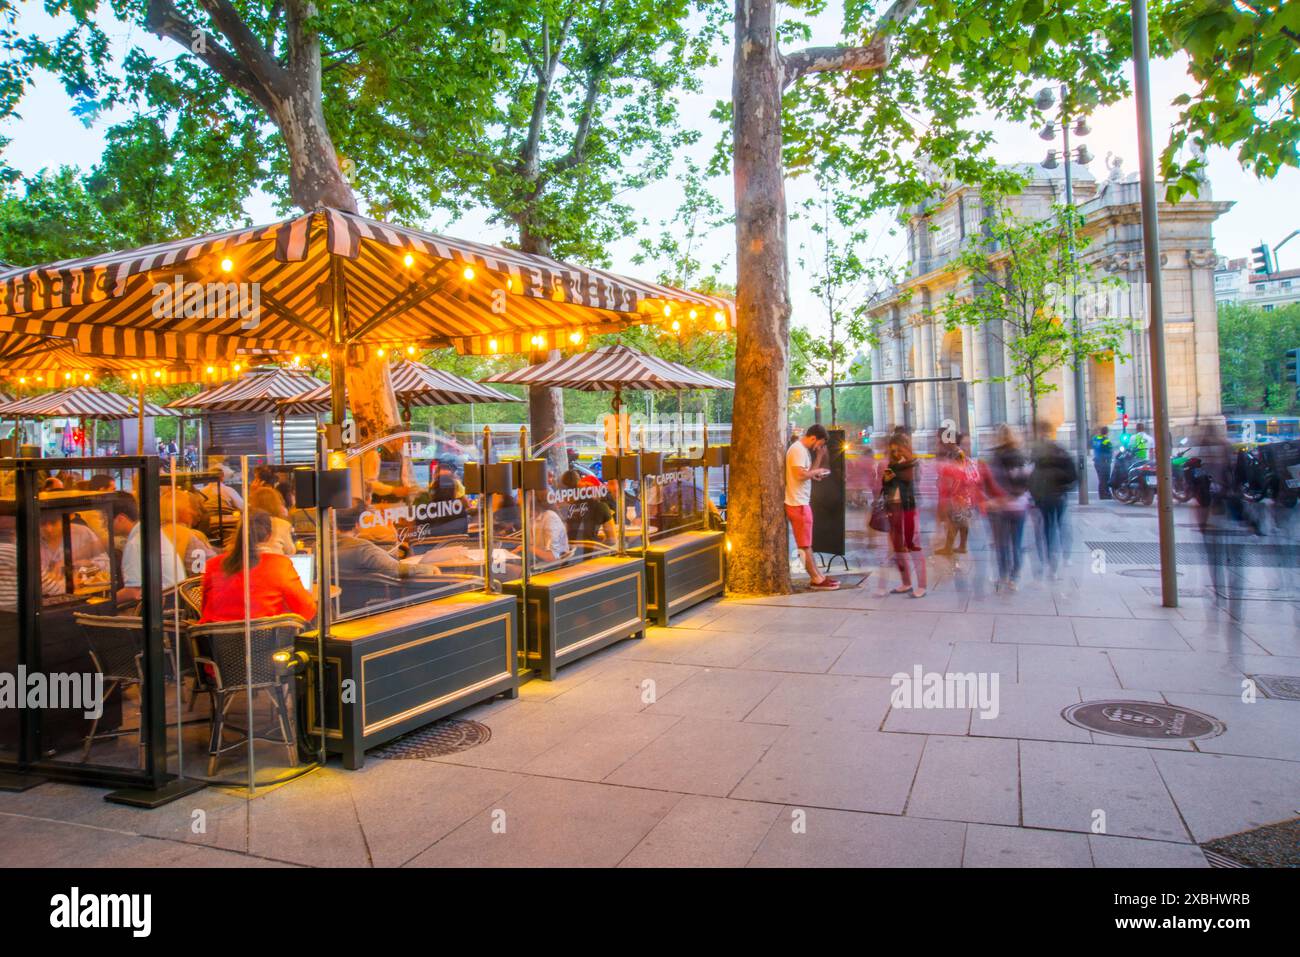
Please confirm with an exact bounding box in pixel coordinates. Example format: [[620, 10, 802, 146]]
[[2, 3, 1297, 345]]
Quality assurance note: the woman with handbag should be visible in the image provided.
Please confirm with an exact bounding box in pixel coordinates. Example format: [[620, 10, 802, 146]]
[[935, 433, 985, 556], [881, 432, 927, 598]]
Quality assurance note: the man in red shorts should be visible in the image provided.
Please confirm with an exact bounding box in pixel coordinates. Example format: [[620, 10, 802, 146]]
[[785, 423, 838, 589]]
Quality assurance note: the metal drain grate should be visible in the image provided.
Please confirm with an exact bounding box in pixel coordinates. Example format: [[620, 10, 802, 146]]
[[1251, 674, 1300, 701], [1085, 541, 1298, 568], [372, 719, 492, 759]]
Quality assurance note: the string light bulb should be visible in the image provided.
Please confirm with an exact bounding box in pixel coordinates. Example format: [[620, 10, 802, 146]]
[[689, 309, 698, 320], [462, 266, 475, 281], [206, 365, 215, 375], [220, 257, 233, 273], [488, 339, 498, 353], [403, 253, 414, 268], [64, 372, 73, 381], [376, 347, 386, 358], [130, 372, 138, 381], [569, 330, 583, 345], [663, 304, 672, 316], [671, 319, 681, 333], [714, 311, 726, 327], [154, 370, 163, 379], [406, 344, 416, 355], [233, 363, 241, 373]]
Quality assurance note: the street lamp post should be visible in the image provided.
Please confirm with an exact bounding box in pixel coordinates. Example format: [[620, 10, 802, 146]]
[[1039, 86, 1095, 505]]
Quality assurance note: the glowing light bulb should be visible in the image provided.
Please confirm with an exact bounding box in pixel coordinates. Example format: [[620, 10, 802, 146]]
[[206, 365, 215, 375], [64, 372, 72, 381], [376, 347, 386, 358], [19, 377, 26, 385], [233, 363, 241, 373], [220, 258, 233, 272], [321, 352, 329, 361], [506, 277, 514, 291], [130, 372, 138, 381], [407, 344, 416, 355], [671, 319, 681, 333], [689, 310, 698, 320], [488, 339, 498, 353], [83, 373, 91, 381], [154, 370, 163, 379], [462, 266, 475, 281], [663, 304, 672, 316], [403, 253, 414, 268], [569, 330, 583, 345], [292, 355, 301, 366], [713, 310, 725, 326]]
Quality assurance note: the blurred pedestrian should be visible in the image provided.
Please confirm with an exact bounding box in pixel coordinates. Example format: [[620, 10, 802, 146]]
[[987, 424, 1032, 592], [1029, 422, 1077, 580], [882, 431, 926, 597]]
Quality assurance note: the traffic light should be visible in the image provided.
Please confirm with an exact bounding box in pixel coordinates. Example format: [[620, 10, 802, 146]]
[[1252, 243, 1275, 276], [1116, 395, 1126, 417]]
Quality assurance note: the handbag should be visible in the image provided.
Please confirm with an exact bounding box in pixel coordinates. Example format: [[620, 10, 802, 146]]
[[869, 495, 890, 532]]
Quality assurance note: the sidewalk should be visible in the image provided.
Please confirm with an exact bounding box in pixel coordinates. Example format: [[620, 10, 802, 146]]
[[2, 500, 1296, 867]]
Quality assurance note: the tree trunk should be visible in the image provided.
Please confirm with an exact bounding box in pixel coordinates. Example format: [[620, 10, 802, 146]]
[[518, 230, 568, 477], [268, 84, 359, 213], [728, 0, 792, 596]]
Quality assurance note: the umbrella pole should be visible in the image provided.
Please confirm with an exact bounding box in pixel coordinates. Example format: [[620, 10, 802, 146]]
[[701, 389, 710, 527], [328, 255, 348, 432], [639, 426, 649, 555], [137, 379, 146, 455], [615, 386, 625, 556], [518, 424, 530, 677]]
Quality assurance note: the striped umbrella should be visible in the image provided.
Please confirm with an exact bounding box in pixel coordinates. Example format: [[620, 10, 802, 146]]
[[0, 208, 734, 368], [168, 366, 325, 413], [278, 359, 518, 416], [0, 386, 174, 419], [484, 345, 734, 392]]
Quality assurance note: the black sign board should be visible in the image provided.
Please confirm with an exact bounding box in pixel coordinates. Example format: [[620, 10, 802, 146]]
[[811, 428, 846, 558]]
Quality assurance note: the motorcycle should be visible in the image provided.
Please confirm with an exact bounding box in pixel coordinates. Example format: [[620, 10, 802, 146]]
[[1171, 437, 1195, 504], [1110, 448, 1158, 505]]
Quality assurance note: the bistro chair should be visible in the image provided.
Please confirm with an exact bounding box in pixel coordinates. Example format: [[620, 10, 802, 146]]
[[171, 575, 209, 713], [188, 614, 307, 776], [74, 613, 146, 769]]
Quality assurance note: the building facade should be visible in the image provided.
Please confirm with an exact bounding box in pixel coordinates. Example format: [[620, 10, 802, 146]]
[[866, 163, 1232, 451]]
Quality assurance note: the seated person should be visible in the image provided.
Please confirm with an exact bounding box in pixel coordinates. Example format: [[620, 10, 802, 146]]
[[335, 504, 431, 580], [39, 511, 108, 596], [560, 469, 615, 544], [159, 488, 218, 578], [530, 500, 571, 563], [228, 487, 296, 557], [490, 490, 521, 534], [199, 464, 244, 516], [118, 501, 187, 605], [198, 510, 316, 623]]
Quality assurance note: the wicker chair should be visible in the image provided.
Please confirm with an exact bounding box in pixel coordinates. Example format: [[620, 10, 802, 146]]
[[187, 614, 308, 776], [74, 614, 146, 768]]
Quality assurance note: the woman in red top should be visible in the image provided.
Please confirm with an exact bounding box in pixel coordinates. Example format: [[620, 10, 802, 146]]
[[936, 433, 990, 555], [199, 510, 317, 623]]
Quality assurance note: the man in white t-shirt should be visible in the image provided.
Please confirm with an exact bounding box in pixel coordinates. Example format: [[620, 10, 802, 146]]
[[785, 423, 838, 589]]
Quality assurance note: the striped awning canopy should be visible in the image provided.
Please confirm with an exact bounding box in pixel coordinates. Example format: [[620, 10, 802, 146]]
[[0, 208, 734, 360], [485, 345, 734, 392], [0, 385, 175, 419], [169, 366, 325, 413], [0, 333, 275, 386], [279, 359, 518, 415]]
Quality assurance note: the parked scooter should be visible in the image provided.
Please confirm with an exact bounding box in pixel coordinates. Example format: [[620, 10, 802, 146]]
[[1108, 448, 1157, 505], [1170, 437, 1195, 504]]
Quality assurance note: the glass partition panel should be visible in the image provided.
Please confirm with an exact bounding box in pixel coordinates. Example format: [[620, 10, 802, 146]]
[[335, 430, 483, 621], [645, 462, 709, 542], [0, 496, 16, 768], [525, 470, 619, 575]]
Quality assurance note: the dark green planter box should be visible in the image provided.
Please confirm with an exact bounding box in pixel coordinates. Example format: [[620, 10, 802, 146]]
[[504, 555, 646, 681], [300, 591, 519, 770], [632, 530, 726, 626]]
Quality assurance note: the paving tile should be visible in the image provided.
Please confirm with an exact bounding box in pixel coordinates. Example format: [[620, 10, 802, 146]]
[[434, 701, 606, 771], [247, 769, 371, 866], [935, 612, 996, 641], [645, 668, 782, 721], [732, 727, 924, 813], [1163, 693, 1300, 762], [701, 606, 857, 635], [738, 635, 852, 674], [627, 628, 776, 668], [344, 761, 523, 866], [619, 795, 781, 867], [546, 660, 701, 714], [604, 717, 782, 797], [946, 641, 1018, 681], [906, 737, 1019, 826], [836, 611, 941, 640], [1229, 653, 1300, 678], [1152, 750, 1300, 843], [1237, 617, 1300, 656], [1072, 617, 1190, 651], [1088, 834, 1209, 867], [404, 777, 681, 867], [1106, 649, 1248, 695], [969, 682, 1090, 743], [1020, 740, 1190, 842], [1018, 645, 1121, 688], [1055, 590, 1132, 618], [522, 711, 681, 781], [963, 823, 1093, 867], [744, 673, 894, 729], [993, 615, 1078, 646], [828, 636, 954, 678], [883, 699, 973, 735], [1168, 619, 1267, 655], [749, 808, 965, 867], [970, 592, 1061, 618]]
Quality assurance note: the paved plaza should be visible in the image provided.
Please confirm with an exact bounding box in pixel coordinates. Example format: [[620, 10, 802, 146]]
[[2, 500, 1297, 868]]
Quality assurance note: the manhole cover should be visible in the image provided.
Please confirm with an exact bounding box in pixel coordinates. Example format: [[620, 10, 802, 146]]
[[1062, 701, 1226, 740], [1251, 674, 1300, 701], [372, 719, 492, 759], [1119, 568, 1184, 579]]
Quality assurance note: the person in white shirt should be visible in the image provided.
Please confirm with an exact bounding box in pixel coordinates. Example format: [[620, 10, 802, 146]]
[[785, 423, 837, 590], [118, 517, 186, 604], [530, 502, 571, 563]]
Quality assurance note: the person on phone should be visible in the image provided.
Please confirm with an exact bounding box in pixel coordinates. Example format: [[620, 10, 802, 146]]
[[785, 423, 838, 590], [882, 431, 927, 597]]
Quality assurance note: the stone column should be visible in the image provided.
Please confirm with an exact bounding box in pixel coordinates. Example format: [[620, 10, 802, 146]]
[[1187, 248, 1224, 431], [916, 310, 939, 451], [870, 340, 888, 439], [891, 308, 907, 427]]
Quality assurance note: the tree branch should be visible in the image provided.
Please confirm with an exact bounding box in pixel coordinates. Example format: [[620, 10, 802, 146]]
[[196, 0, 287, 93], [782, 0, 920, 88], [145, 0, 278, 112]]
